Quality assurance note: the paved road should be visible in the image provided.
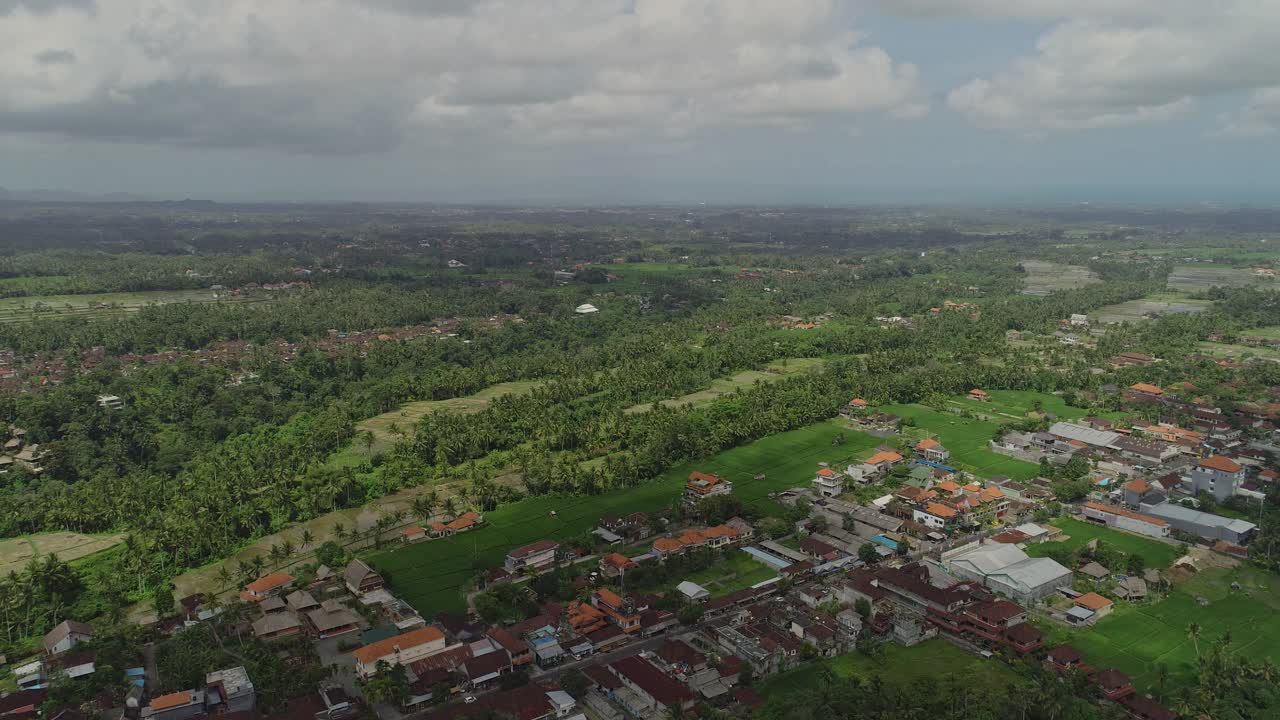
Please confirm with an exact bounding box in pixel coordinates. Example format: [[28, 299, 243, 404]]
[[533, 631, 680, 680]]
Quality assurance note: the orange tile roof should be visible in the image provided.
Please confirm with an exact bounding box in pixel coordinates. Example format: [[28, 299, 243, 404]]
[[653, 538, 683, 552], [1075, 593, 1113, 611], [926, 502, 957, 518], [150, 692, 198, 711], [402, 526, 425, 536], [1200, 455, 1242, 473], [602, 552, 637, 569], [936, 480, 961, 493], [687, 472, 727, 493], [678, 529, 706, 545], [594, 588, 625, 610], [244, 572, 294, 594], [849, 398, 867, 407], [430, 522, 447, 531], [702, 525, 738, 539], [867, 451, 903, 465], [1130, 383, 1163, 395], [1122, 479, 1151, 493], [963, 482, 981, 492], [979, 487, 1006, 502], [969, 389, 988, 396], [353, 626, 445, 665], [916, 438, 940, 450], [816, 467, 838, 478]]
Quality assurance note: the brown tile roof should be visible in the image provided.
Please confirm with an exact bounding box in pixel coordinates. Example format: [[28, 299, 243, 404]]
[[1047, 645, 1083, 665], [150, 692, 199, 711], [611, 656, 694, 708], [508, 539, 558, 559], [926, 502, 957, 518], [1129, 383, 1163, 395]]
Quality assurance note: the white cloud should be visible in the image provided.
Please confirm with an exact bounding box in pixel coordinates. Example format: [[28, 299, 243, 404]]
[[934, 0, 1280, 132], [0, 0, 925, 153]]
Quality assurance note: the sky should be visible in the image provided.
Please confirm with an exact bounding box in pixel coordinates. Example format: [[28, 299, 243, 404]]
[[2, 0, 1280, 204]]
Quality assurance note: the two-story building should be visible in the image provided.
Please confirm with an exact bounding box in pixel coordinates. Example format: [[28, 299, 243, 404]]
[[684, 472, 732, 507], [812, 467, 845, 498], [504, 540, 560, 573]]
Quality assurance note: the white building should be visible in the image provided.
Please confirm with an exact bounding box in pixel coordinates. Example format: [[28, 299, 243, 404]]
[[812, 467, 845, 498], [942, 541, 1072, 604]]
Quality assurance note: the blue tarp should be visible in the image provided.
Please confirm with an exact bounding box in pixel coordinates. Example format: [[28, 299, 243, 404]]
[[912, 458, 958, 473], [870, 535, 898, 551]]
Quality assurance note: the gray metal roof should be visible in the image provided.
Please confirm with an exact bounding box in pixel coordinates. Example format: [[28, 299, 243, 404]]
[[1049, 422, 1122, 448], [1140, 502, 1257, 533]]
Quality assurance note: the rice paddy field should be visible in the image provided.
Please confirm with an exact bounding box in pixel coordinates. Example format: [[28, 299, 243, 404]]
[[1045, 566, 1280, 693], [348, 380, 546, 455], [1019, 260, 1101, 295], [1094, 294, 1212, 324], [879, 403, 1040, 480], [0, 531, 126, 576], [370, 418, 881, 614], [624, 358, 824, 414], [1195, 341, 1280, 363], [0, 289, 260, 323], [759, 638, 1016, 696], [945, 389, 1097, 423], [1023, 517, 1181, 569], [1167, 265, 1274, 292]]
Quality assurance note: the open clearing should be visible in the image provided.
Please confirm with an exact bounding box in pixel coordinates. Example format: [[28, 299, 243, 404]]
[[1094, 294, 1211, 324], [0, 531, 126, 576], [880, 403, 1040, 479], [1167, 265, 1274, 292], [1020, 260, 1100, 295], [945, 389, 1097, 424], [1045, 566, 1280, 693], [624, 358, 824, 414], [347, 380, 546, 455], [1024, 517, 1180, 569], [372, 418, 881, 614], [1195, 341, 1280, 363], [0, 289, 259, 323], [760, 638, 1016, 696], [681, 549, 777, 598]]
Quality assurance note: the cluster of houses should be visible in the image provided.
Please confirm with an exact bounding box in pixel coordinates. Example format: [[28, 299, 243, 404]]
[[988, 388, 1265, 548], [0, 425, 44, 475]]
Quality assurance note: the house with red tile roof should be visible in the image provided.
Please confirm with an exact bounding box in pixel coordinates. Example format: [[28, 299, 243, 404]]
[[353, 626, 448, 677], [240, 573, 294, 602], [968, 389, 989, 401], [684, 472, 732, 506], [915, 437, 951, 463]]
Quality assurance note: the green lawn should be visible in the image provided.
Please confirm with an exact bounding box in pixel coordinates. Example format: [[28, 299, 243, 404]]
[[1024, 517, 1181, 569], [945, 389, 1099, 424], [681, 549, 777, 597], [880, 403, 1040, 480], [760, 638, 1016, 696], [369, 418, 881, 614], [1042, 567, 1280, 693]]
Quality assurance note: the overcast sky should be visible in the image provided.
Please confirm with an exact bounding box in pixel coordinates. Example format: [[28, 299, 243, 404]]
[[2, 0, 1280, 203]]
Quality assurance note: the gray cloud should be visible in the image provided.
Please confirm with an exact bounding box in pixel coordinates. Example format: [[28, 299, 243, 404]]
[[33, 48, 74, 64], [0, 0, 91, 15]]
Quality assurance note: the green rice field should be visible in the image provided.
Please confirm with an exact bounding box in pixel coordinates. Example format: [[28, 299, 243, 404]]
[[1046, 567, 1280, 693], [1024, 517, 1181, 569], [0, 288, 261, 323], [625, 358, 824, 414], [369, 419, 879, 614], [945, 389, 1098, 424], [880, 403, 1040, 480]]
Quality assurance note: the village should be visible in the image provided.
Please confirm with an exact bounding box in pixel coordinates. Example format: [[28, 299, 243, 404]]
[[7, 375, 1276, 720]]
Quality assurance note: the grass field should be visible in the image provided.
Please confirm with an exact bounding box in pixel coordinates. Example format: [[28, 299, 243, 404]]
[[0, 531, 126, 576], [0, 289, 259, 323], [681, 549, 777, 597], [879, 403, 1040, 480], [759, 638, 1016, 696], [347, 380, 546, 454], [1167, 265, 1274, 292], [945, 389, 1096, 424], [1195, 341, 1280, 363], [1095, 294, 1212, 324], [1024, 517, 1181, 569], [370, 419, 881, 614], [1020, 260, 1100, 295], [1045, 566, 1280, 693], [624, 358, 824, 414]]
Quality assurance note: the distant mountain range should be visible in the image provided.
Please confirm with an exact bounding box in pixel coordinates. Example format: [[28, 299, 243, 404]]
[[0, 187, 157, 203]]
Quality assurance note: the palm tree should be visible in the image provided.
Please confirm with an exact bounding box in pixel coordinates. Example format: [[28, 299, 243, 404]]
[[1186, 622, 1202, 658], [333, 522, 348, 543], [300, 529, 315, 550], [215, 566, 233, 594]]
